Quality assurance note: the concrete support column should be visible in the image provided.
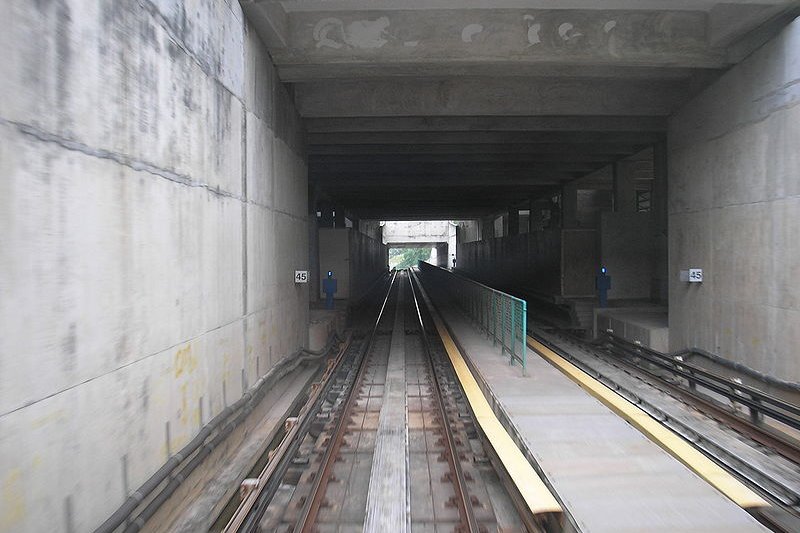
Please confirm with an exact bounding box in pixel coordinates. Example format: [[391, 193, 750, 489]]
[[334, 206, 346, 228], [613, 161, 636, 213], [652, 140, 669, 303], [436, 242, 449, 267], [561, 182, 578, 228], [481, 217, 494, 241], [528, 198, 535, 232], [319, 206, 334, 228], [309, 189, 321, 302], [508, 207, 519, 236], [653, 141, 668, 236]]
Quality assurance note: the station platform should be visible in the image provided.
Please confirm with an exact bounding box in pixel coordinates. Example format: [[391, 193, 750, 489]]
[[420, 278, 768, 532]]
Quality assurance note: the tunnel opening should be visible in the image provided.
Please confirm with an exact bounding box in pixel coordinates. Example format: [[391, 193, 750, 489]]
[[388, 246, 431, 270]]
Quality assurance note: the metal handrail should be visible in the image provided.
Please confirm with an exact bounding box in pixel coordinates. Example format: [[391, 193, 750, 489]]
[[418, 262, 527, 374], [602, 334, 800, 428]]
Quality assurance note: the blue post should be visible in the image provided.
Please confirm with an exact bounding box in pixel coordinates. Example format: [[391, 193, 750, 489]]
[[596, 266, 611, 308], [322, 270, 337, 310]]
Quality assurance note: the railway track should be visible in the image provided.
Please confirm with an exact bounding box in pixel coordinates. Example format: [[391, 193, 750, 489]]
[[222, 271, 541, 532], [529, 326, 800, 532]]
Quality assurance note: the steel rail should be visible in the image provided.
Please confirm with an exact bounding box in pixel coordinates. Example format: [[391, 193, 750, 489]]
[[598, 336, 800, 464], [531, 329, 800, 531], [603, 335, 800, 424], [221, 332, 353, 532], [408, 269, 480, 533], [292, 270, 399, 533]]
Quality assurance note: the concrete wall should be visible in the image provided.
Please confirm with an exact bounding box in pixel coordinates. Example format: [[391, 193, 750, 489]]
[[458, 230, 590, 296], [349, 229, 389, 301], [600, 212, 656, 300], [382, 220, 457, 263], [357, 219, 383, 242], [319, 229, 351, 299], [668, 17, 800, 380], [457, 220, 481, 244], [318, 228, 387, 301], [0, 2, 308, 532]]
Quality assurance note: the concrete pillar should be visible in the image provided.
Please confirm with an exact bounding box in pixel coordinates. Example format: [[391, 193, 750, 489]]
[[613, 161, 636, 213], [653, 141, 668, 236], [334, 206, 346, 228], [528, 197, 537, 232], [319, 206, 334, 228], [652, 140, 669, 303], [436, 242, 449, 267], [481, 217, 494, 241], [309, 190, 321, 302], [561, 182, 578, 228], [508, 207, 520, 236]]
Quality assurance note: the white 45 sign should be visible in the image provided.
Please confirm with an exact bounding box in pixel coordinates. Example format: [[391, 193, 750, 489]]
[[688, 268, 703, 283], [294, 270, 308, 283]]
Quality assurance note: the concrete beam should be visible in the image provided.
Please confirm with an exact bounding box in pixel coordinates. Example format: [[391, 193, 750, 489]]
[[307, 130, 664, 145], [309, 161, 601, 175], [241, 0, 290, 47], [309, 153, 628, 164], [353, 208, 502, 220], [314, 176, 566, 187], [295, 77, 688, 117], [276, 8, 724, 70], [308, 143, 647, 155], [305, 116, 667, 133], [277, 63, 718, 81], [277, 1, 794, 11]]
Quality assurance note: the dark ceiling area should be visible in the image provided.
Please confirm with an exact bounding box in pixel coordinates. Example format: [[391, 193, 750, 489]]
[[306, 116, 666, 219], [243, 0, 798, 220]]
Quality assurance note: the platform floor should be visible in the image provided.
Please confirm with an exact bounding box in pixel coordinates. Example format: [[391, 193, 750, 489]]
[[424, 284, 767, 532]]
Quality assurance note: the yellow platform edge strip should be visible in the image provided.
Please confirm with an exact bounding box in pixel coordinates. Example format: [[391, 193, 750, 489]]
[[427, 308, 563, 515], [527, 335, 770, 510]]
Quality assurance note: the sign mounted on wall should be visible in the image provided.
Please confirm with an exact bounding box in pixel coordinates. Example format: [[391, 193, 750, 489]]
[[294, 270, 308, 283], [688, 268, 703, 283]]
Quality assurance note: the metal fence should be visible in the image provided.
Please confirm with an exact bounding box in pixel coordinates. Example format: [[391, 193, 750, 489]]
[[418, 262, 527, 374]]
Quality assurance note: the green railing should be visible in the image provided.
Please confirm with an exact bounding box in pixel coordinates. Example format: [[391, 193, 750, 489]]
[[418, 262, 527, 374]]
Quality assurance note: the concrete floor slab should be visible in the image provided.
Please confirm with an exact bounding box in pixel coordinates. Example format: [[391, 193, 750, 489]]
[[424, 280, 768, 532]]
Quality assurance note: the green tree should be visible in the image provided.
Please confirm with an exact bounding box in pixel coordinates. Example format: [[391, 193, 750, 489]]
[[390, 247, 431, 269]]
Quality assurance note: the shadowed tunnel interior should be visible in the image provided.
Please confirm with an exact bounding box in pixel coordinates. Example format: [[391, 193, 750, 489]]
[[2, 1, 800, 532]]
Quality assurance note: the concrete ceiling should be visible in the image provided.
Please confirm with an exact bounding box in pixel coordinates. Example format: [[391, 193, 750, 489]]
[[242, 0, 799, 219]]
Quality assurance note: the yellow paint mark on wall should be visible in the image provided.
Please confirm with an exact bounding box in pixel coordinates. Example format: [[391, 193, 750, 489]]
[[1, 469, 26, 529], [174, 343, 196, 378], [30, 409, 66, 429]]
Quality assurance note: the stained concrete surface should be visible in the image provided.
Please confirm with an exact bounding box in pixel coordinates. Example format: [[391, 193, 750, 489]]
[[0, 1, 309, 531], [1, 1, 799, 531], [668, 17, 800, 381], [424, 277, 768, 533]]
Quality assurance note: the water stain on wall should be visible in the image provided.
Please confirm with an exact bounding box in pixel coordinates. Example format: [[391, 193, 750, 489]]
[[174, 343, 197, 378], [1, 469, 26, 529]]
